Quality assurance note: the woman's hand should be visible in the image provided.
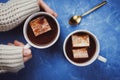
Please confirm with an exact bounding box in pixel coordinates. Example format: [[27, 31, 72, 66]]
[[38, 0, 58, 17], [8, 40, 32, 62]]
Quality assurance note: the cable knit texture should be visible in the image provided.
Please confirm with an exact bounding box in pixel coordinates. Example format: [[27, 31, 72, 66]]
[[0, 45, 24, 73], [0, 0, 40, 32]]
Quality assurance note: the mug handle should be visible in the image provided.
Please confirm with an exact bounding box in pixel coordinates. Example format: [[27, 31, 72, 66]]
[[97, 55, 107, 63], [24, 43, 31, 49]]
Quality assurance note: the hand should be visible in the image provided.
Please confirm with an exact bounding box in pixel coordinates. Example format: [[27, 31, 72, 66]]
[[8, 40, 32, 62], [38, 0, 58, 17]]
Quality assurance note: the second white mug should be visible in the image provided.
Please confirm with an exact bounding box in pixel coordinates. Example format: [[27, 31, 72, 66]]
[[63, 30, 107, 66]]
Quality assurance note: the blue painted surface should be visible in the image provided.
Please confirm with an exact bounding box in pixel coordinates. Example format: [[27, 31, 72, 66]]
[[0, 0, 120, 80]]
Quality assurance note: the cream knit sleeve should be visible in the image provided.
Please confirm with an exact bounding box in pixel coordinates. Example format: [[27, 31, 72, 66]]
[[0, 45, 24, 73], [0, 0, 40, 32]]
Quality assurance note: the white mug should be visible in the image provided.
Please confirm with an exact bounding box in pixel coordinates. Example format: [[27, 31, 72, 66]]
[[23, 12, 60, 49], [63, 30, 107, 66]]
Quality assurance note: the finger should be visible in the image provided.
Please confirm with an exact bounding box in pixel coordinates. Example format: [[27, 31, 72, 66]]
[[23, 49, 32, 57], [8, 43, 14, 46], [39, 0, 58, 17], [14, 40, 24, 47], [23, 54, 32, 62], [51, 12, 58, 18]]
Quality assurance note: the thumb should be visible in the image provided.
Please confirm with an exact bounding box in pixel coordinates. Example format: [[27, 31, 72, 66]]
[[23, 49, 32, 57]]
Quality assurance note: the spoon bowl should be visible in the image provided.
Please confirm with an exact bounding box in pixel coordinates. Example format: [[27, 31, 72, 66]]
[[69, 15, 82, 25]]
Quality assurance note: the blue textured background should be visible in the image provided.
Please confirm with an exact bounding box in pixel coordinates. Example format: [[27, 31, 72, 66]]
[[0, 0, 120, 80]]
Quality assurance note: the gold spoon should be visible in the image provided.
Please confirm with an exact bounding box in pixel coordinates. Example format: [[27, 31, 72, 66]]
[[69, 1, 107, 25]]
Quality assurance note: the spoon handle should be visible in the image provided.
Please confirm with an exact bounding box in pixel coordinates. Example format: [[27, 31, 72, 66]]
[[81, 1, 107, 17]]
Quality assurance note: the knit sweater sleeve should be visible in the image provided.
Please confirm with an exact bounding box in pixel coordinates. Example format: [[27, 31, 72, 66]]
[[0, 45, 24, 73], [0, 0, 40, 32]]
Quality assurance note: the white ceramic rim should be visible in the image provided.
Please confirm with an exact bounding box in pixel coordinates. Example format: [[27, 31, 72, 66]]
[[63, 30, 100, 66], [23, 12, 60, 49]]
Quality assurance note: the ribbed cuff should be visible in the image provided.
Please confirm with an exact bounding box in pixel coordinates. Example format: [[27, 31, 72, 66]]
[[0, 45, 24, 73], [0, 0, 40, 32]]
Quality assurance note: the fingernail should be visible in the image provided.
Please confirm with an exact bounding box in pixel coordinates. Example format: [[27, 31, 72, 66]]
[[24, 49, 31, 56], [14, 40, 18, 43], [54, 13, 58, 17]]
